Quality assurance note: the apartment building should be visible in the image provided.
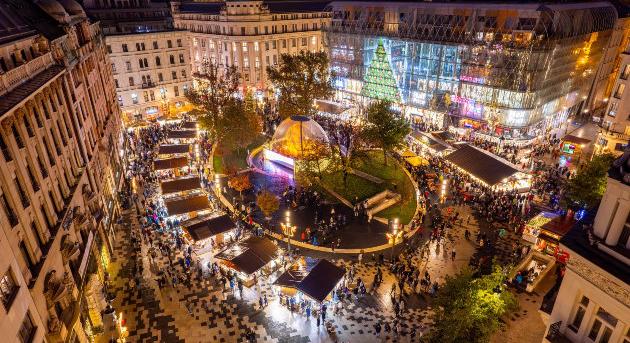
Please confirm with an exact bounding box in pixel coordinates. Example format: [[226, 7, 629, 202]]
[[0, 1, 123, 342], [82, 0, 173, 35], [596, 41, 630, 156], [172, 0, 331, 93], [541, 167, 630, 342], [106, 31, 192, 122]]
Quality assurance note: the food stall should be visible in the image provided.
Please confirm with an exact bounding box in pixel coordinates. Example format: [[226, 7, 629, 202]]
[[164, 194, 211, 222], [158, 144, 191, 156], [166, 129, 197, 144], [522, 211, 576, 255], [153, 156, 191, 177], [160, 176, 202, 199], [181, 213, 237, 254], [215, 236, 279, 287], [274, 257, 345, 305]]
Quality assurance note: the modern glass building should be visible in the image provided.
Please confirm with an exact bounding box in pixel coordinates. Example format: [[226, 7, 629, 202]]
[[325, 1, 618, 140]]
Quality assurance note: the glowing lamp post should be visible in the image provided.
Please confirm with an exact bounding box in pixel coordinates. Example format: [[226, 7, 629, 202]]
[[386, 218, 403, 261], [281, 210, 296, 254]]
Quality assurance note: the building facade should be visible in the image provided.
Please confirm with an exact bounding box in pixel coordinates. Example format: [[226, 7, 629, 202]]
[[172, 0, 331, 93], [326, 1, 619, 141], [82, 0, 173, 35], [596, 40, 630, 156], [0, 1, 123, 342], [106, 31, 192, 122], [541, 171, 630, 342]]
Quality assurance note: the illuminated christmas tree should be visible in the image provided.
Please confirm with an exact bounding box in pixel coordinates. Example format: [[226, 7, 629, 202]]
[[361, 40, 400, 102]]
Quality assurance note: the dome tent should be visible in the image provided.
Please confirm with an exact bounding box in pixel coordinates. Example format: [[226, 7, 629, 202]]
[[270, 115, 329, 159]]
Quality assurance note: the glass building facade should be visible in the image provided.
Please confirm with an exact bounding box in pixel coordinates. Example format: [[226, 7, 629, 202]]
[[325, 1, 618, 139]]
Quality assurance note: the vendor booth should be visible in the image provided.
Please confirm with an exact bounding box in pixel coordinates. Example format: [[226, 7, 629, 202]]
[[158, 144, 191, 156], [160, 176, 201, 197], [181, 213, 236, 253], [444, 144, 531, 191], [167, 129, 197, 144], [215, 236, 279, 287], [407, 130, 454, 157], [164, 194, 210, 217], [522, 211, 576, 255], [180, 121, 198, 130], [153, 156, 189, 171], [274, 257, 345, 304], [397, 149, 429, 167]]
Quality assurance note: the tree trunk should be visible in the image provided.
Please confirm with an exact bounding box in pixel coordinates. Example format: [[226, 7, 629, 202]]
[[383, 149, 388, 166]]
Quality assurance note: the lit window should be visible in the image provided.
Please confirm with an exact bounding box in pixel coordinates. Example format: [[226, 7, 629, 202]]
[[615, 84, 625, 99], [0, 269, 18, 310], [622, 64, 630, 80], [254, 42, 259, 52], [131, 93, 138, 104], [311, 36, 317, 45], [17, 311, 36, 343], [242, 42, 248, 53], [569, 296, 589, 332]]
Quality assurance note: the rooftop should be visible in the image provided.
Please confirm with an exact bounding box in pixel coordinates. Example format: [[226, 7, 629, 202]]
[[178, 0, 329, 14], [0, 0, 65, 45]]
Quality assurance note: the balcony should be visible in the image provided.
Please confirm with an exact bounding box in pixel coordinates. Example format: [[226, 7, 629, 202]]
[[0, 52, 55, 96], [141, 81, 156, 89]]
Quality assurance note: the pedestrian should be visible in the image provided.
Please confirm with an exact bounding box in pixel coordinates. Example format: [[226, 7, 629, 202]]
[[374, 322, 382, 336], [358, 250, 363, 265], [316, 313, 321, 327]]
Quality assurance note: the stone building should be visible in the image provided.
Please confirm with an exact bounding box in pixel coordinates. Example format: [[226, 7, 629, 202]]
[[172, 0, 331, 93], [106, 31, 193, 122], [0, 1, 123, 342]]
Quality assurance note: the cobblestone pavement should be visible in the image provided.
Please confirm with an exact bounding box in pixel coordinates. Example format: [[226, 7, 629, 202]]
[[102, 201, 484, 343]]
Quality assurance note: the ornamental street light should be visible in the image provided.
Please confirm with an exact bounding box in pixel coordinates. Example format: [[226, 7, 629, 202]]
[[386, 218, 403, 261], [281, 210, 296, 254]]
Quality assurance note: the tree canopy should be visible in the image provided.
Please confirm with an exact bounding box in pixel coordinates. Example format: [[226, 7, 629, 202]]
[[216, 96, 262, 153], [185, 59, 240, 136], [256, 190, 280, 219], [426, 265, 518, 343], [266, 51, 333, 119], [565, 152, 616, 208], [361, 100, 410, 165]]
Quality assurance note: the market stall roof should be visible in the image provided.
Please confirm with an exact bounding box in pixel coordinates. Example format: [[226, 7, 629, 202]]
[[181, 121, 198, 129], [153, 157, 189, 170], [160, 176, 201, 195], [274, 257, 319, 288], [445, 145, 520, 186], [164, 194, 209, 216], [215, 236, 278, 275], [167, 130, 197, 139], [431, 131, 454, 143], [296, 259, 346, 303], [541, 213, 576, 237], [182, 214, 235, 241], [562, 135, 591, 145], [410, 130, 451, 153], [158, 144, 190, 155]]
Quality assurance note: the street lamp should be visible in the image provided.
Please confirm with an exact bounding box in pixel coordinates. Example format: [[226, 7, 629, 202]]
[[386, 218, 403, 261], [281, 210, 296, 254]]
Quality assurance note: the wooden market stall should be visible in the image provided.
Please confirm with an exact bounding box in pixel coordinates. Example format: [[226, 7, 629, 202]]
[[215, 236, 279, 287], [274, 257, 345, 304], [182, 213, 237, 249]]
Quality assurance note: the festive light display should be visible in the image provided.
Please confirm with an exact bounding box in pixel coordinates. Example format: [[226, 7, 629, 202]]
[[361, 40, 400, 102]]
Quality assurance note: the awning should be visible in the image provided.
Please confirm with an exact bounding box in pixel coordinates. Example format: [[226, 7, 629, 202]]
[[181, 121, 198, 129], [398, 149, 416, 158], [164, 195, 209, 216], [167, 130, 197, 139], [158, 144, 190, 155], [215, 237, 278, 275], [410, 130, 451, 153], [153, 157, 188, 170], [160, 176, 201, 195], [445, 145, 520, 186], [182, 214, 235, 241], [296, 259, 345, 303], [405, 156, 428, 167]]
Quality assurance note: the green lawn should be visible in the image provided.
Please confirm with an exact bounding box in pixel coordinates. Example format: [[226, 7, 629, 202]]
[[352, 151, 417, 224], [213, 134, 267, 174], [319, 172, 382, 204]]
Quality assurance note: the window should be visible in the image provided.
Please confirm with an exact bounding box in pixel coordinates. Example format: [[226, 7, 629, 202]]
[[273, 54, 277, 65], [273, 41, 277, 49], [177, 39, 182, 47], [128, 77, 134, 87], [622, 64, 630, 80], [122, 44, 128, 52], [172, 71, 177, 80], [243, 57, 249, 68], [36, 155, 47, 178], [254, 42, 259, 52], [167, 40, 172, 48], [241, 27, 245, 35], [265, 55, 269, 66], [114, 79, 119, 88], [117, 95, 123, 107], [570, 296, 589, 332], [12, 124, 24, 149], [153, 41, 158, 49], [179, 54, 184, 63], [265, 26, 268, 34], [614, 84, 625, 99], [143, 91, 149, 102], [131, 93, 138, 104], [174, 86, 179, 96], [155, 56, 161, 66], [292, 38, 296, 47], [623, 328, 630, 343], [170, 55, 175, 64], [17, 311, 36, 343], [181, 70, 186, 78], [242, 42, 248, 53], [0, 188, 18, 226], [158, 73, 163, 82], [14, 176, 29, 208], [302, 37, 307, 46], [24, 116, 34, 138], [265, 42, 269, 51], [106, 45, 112, 53], [255, 56, 260, 69], [282, 40, 287, 49], [608, 101, 619, 117], [126, 61, 131, 71], [26, 165, 39, 192], [311, 36, 317, 45], [111, 63, 116, 73], [0, 269, 18, 310]]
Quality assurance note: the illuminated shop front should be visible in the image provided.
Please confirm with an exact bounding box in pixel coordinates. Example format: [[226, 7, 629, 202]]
[[326, 1, 616, 139]]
